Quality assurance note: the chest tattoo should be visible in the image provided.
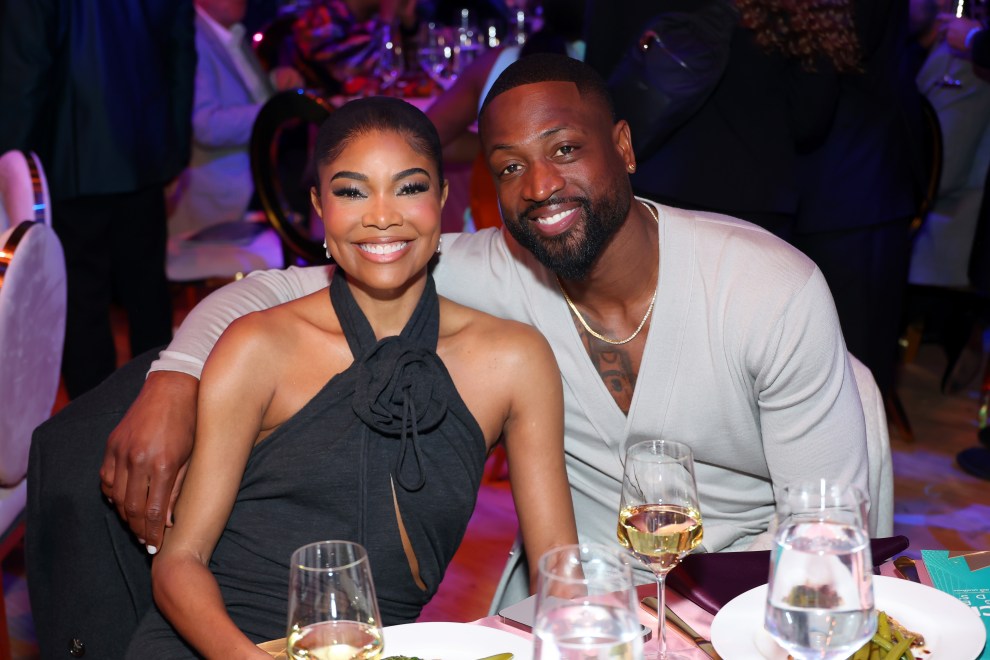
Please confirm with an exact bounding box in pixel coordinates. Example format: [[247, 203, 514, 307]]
[[576, 326, 639, 414]]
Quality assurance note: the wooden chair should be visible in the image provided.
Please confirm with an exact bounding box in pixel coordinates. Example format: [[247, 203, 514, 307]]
[[0, 220, 66, 660]]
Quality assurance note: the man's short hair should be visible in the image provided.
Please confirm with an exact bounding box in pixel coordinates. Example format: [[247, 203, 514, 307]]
[[478, 53, 616, 123]]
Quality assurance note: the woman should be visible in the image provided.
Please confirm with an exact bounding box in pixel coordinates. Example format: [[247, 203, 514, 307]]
[[125, 97, 576, 657]]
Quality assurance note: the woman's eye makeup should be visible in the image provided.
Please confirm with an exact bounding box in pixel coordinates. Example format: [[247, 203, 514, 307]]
[[398, 181, 430, 195], [331, 185, 365, 198]]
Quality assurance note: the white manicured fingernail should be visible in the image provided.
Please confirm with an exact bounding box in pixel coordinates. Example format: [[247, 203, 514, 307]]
[[146, 545, 158, 555]]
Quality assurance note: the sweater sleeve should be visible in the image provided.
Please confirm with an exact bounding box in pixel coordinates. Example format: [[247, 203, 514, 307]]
[[747, 266, 869, 548], [149, 265, 330, 378]]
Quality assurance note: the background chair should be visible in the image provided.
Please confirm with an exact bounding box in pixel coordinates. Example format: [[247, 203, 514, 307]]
[[850, 354, 894, 536], [0, 150, 51, 233], [251, 89, 333, 265], [0, 220, 66, 660]]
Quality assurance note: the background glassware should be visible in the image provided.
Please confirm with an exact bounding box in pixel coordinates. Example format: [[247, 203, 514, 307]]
[[416, 23, 459, 90], [618, 439, 703, 660], [416, 21, 485, 90], [286, 540, 384, 660], [533, 543, 644, 660], [764, 482, 876, 660], [374, 23, 404, 92]]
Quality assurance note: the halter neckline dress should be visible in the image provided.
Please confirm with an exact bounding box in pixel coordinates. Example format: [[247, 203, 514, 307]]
[[126, 268, 487, 657]]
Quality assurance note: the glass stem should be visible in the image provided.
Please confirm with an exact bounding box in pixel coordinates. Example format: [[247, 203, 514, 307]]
[[657, 573, 667, 659]]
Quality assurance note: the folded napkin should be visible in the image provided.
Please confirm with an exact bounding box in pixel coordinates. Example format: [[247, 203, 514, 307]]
[[667, 535, 910, 615]]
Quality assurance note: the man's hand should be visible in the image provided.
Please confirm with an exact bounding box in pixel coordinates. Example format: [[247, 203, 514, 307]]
[[940, 14, 983, 52], [270, 66, 304, 92], [100, 371, 199, 553]]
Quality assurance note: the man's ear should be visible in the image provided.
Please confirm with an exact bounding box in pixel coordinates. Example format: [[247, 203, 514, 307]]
[[613, 119, 636, 172]]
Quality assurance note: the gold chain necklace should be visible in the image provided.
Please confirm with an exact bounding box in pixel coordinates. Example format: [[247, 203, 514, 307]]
[[557, 201, 660, 346]]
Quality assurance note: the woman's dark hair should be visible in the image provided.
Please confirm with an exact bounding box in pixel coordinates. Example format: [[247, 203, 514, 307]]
[[313, 96, 444, 188], [734, 0, 862, 73]]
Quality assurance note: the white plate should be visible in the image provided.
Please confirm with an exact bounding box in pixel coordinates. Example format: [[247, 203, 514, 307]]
[[710, 574, 986, 659], [381, 622, 533, 660]]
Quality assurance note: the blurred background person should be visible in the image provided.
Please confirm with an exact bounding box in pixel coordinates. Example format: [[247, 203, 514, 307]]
[[943, 9, 989, 63], [0, 0, 196, 399], [290, 0, 419, 90], [907, 1, 990, 394], [588, 0, 924, 399], [168, 0, 304, 241], [425, 0, 584, 231], [593, 0, 849, 238], [791, 0, 926, 399]]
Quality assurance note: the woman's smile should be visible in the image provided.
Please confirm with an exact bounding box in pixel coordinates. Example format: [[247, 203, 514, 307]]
[[354, 239, 412, 261]]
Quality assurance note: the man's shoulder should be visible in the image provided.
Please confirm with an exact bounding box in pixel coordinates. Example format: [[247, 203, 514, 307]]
[[662, 204, 816, 274]]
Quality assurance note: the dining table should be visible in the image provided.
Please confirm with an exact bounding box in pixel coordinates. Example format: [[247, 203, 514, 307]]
[[257, 556, 962, 660]]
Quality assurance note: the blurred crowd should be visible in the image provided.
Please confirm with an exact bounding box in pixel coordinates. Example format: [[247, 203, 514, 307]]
[[1, 0, 988, 405]]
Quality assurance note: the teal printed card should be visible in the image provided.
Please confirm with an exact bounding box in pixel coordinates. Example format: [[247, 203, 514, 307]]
[[922, 549, 990, 659]]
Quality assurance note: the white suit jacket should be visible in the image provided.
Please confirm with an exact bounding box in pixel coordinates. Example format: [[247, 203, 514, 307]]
[[168, 14, 273, 238]]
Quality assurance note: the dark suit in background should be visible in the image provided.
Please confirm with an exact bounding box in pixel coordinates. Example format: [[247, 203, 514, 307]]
[[586, 0, 923, 393], [0, 0, 196, 399], [792, 0, 925, 394], [26, 350, 159, 659], [624, 20, 838, 236], [973, 27, 990, 68], [585, 0, 839, 232]]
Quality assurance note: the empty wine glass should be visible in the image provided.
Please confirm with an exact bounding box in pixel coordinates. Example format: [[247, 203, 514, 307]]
[[779, 480, 869, 533], [374, 22, 403, 92], [533, 543, 644, 660], [417, 24, 465, 90], [764, 482, 876, 660], [286, 540, 383, 660], [618, 439, 703, 660]]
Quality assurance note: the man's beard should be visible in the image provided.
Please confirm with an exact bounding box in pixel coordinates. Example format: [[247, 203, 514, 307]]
[[505, 192, 630, 280]]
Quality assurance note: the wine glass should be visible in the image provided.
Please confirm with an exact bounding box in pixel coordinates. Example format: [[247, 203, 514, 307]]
[[617, 439, 703, 660], [533, 543, 644, 659], [764, 481, 876, 660], [374, 22, 403, 93], [779, 480, 870, 534], [286, 540, 384, 660], [416, 24, 462, 90]]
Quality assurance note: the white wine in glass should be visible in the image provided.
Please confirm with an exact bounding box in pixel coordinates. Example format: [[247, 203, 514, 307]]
[[618, 439, 703, 660], [286, 540, 384, 660]]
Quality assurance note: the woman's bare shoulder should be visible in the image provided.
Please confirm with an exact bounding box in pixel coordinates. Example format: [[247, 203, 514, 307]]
[[212, 288, 334, 365], [438, 297, 554, 363]]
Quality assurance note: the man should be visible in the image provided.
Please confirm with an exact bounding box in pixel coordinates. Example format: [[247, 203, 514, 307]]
[[942, 12, 989, 67], [0, 0, 195, 399], [168, 0, 303, 240], [29, 54, 868, 656]]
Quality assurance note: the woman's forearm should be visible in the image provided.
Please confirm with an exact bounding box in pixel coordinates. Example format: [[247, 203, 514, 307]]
[[153, 554, 268, 658]]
